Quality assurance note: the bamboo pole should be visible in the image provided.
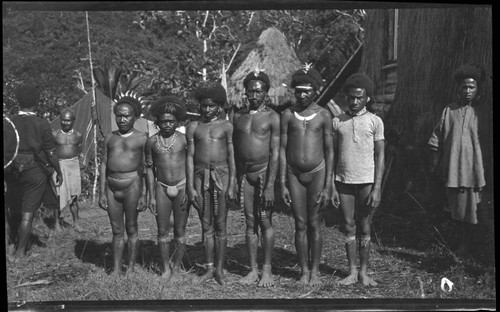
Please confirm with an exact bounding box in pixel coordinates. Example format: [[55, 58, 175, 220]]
[[86, 11, 98, 204]]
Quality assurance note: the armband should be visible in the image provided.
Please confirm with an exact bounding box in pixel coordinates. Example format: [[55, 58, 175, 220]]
[[145, 160, 153, 168]]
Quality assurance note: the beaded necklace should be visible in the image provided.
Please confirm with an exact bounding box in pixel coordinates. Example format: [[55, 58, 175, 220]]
[[61, 129, 74, 135], [155, 131, 177, 153]]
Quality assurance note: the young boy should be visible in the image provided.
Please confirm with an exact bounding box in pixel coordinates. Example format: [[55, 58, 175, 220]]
[[280, 64, 337, 286], [232, 69, 280, 287], [333, 73, 385, 286], [186, 81, 236, 285], [99, 92, 148, 276], [145, 96, 189, 282]]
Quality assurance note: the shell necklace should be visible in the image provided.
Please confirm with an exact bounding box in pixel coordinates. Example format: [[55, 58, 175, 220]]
[[61, 129, 74, 135], [156, 131, 177, 153], [294, 111, 318, 129]]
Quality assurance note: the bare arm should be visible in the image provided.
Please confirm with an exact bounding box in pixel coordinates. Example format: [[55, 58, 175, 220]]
[[98, 134, 111, 210], [367, 139, 385, 208], [186, 123, 199, 209], [263, 112, 280, 208], [225, 121, 236, 200], [279, 111, 291, 205], [317, 110, 334, 206], [144, 137, 156, 214]]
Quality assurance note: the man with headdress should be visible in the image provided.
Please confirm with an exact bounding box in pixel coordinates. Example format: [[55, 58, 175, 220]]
[[428, 64, 486, 257], [231, 68, 280, 287], [279, 64, 337, 286], [186, 81, 236, 285], [5, 84, 63, 260], [333, 73, 385, 286], [52, 108, 83, 232], [99, 91, 148, 276], [145, 95, 189, 282]]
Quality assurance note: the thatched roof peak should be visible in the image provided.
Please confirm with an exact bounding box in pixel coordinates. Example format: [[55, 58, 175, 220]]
[[227, 26, 302, 108]]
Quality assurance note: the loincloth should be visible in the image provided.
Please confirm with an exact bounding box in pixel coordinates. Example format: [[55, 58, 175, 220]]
[[194, 161, 229, 228], [239, 162, 268, 230], [156, 178, 186, 198], [106, 170, 140, 192], [287, 159, 325, 180], [53, 156, 81, 210]]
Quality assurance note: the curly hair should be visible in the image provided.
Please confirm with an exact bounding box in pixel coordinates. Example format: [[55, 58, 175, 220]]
[[113, 95, 142, 118], [342, 73, 375, 96], [453, 63, 485, 85], [290, 68, 323, 90], [149, 95, 187, 122], [194, 81, 227, 106], [243, 71, 270, 91], [60, 108, 76, 120], [15, 84, 40, 109]]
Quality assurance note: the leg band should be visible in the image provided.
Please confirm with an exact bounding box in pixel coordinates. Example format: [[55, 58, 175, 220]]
[[360, 235, 371, 247], [174, 236, 187, 244], [345, 235, 356, 244], [158, 235, 169, 244]]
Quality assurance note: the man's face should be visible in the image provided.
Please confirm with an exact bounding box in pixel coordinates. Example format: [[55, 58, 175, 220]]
[[294, 83, 316, 108], [459, 78, 478, 103], [346, 87, 369, 113], [60, 112, 75, 132], [115, 104, 136, 133], [245, 80, 268, 109], [199, 98, 220, 121], [156, 113, 178, 137]]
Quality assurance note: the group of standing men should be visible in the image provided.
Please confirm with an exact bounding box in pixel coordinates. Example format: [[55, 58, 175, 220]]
[[93, 64, 385, 288], [5, 62, 485, 289]]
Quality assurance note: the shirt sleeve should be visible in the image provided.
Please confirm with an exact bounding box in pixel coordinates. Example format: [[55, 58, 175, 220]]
[[373, 116, 385, 141]]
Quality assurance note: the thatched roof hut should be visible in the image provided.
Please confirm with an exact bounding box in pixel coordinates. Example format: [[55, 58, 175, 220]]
[[360, 7, 492, 186], [227, 26, 302, 108]]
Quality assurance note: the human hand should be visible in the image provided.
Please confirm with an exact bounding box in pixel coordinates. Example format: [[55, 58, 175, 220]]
[[98, 194, 108, 211], [366, 189, 381, 208], [55, 173, 63, 187], [188, 189, 200, 210], [281, 187, 292, 207], [137, 195, 147, 212], [227, 186, 236, 201], [331, 189, 340, 209], [263, 186, 275, 209], [316, 187, 331, 209], [148, 197, 157, 216]]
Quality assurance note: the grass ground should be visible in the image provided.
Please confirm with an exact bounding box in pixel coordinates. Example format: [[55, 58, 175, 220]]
[[5, 184, 495, 308]]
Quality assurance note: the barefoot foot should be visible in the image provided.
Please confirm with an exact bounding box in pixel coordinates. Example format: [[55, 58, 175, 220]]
[[239, 269, 259, 285], [359, 272, 377, 286], [339, 273, 358, 286], [258, 267, 274, 287], [299, 270, 310, 285], [193, 267, 214, 284], [215, 268, 227, 285], [162, 267, 172, 281], [309, 272, 323, 287]]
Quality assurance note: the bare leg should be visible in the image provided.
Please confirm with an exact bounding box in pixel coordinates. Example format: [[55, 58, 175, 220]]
[[288, 172, 310, 285], [14, 212, 34, 258], [240, 180, 259, 284], [106, 187, 125, 276], [358, 184, 377, 286], [155, 183, 173, 280], [193, 234, 215, 284], [171, 191, 189, 282], [127, 234, 140, 273], [53, 207, 62, 232], [215, 236, 227, 285], [338, 183, 358, 285], [70, 197, 83, 232], [110, 234, 125, 276], [258, 212, 275, 287], [307, 169, 326, 287]]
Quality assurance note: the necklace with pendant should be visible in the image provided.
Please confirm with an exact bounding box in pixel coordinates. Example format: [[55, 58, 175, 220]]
[[155, 131, 177, 153], [294, 111, 317, 129]]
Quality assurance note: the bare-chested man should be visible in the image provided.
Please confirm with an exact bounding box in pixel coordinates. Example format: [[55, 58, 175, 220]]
[[333, 73, 384, 286], [52, 109, 83, 232], [231, 69, 279, 287], [145, 96, 189, 282], [280, 64, 338, 286], [99, 92, 148, 276], [187, 81, 236, 285]]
